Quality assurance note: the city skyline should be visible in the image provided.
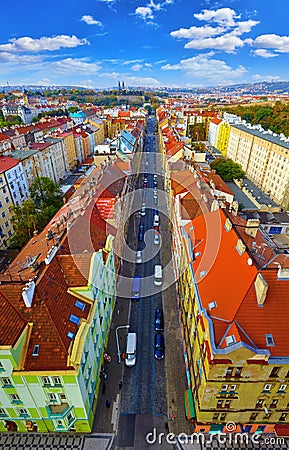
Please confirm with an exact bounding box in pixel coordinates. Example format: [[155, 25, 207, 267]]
[[1, 0, 289, 89]]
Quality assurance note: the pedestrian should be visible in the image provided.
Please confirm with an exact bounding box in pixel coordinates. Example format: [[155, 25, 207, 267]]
[[102, 383, 106, 395], [105, 400, 111, 408], [121, 304, 124, 312], [119, 380, 122, 390]]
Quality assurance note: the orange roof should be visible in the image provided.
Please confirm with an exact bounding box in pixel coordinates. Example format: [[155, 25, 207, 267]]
[[184, 208, 289, 357], [210, 117, 222, 125], [0, 156, 19, 173]]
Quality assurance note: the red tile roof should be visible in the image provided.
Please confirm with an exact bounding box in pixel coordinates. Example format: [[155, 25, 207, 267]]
[[0, 156, 19, 173], [184, 208, 289, 357], [0, 290, 27, 346]]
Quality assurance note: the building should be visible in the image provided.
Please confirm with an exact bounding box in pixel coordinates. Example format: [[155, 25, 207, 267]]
[[208, 117, 222, 148], [173, 178, 289, 435], [227, 124, 289, 210], [0, 163, 121, 433]]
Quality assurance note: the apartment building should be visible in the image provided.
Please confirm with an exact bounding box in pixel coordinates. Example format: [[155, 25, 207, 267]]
[[0, 156, 29, 248], [0, 166, 119, 432], [174, 184, 289, 435], [227, 124, 289, 210]]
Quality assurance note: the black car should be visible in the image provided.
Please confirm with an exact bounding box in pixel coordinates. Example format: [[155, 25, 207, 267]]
[[154, 333, 165, 359], [138, 223, 144, 241], [155, 308, 164, 331]]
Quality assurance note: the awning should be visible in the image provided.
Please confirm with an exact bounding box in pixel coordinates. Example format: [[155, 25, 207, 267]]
[[184, 389, 195, 420]]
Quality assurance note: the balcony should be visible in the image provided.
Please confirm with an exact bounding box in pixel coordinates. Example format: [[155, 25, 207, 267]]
[[46, 403, 70, 418]]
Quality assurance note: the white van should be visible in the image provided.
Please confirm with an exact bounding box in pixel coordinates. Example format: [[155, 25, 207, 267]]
[[125, 332, 137, 367], [153, 214, 159, 227], [154, 264, 162, 286]]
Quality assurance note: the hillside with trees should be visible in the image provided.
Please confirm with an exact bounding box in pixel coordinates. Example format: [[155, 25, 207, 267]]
[[223, 101, 289, 137]]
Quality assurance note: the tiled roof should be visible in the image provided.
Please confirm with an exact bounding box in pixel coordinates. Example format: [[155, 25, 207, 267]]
[[185, 207, 289, 357], [0, 156, 19, 174], [57, 254, 91, 287], [0, 290, 27, 346], [0, 132, 10, 142]]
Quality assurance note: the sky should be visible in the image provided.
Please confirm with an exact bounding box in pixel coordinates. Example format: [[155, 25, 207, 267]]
[[0, 0, 289, 89]]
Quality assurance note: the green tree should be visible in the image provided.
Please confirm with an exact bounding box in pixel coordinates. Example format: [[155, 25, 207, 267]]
[[67, 106, 80, 113], [210, 158, 245, 181], [30, 177, 63, 212], [11, 199, 39, 248], [188, 123, 206, 141]]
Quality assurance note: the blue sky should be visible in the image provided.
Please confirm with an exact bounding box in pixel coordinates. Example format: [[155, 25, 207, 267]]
[[0, 0, 289, 89]]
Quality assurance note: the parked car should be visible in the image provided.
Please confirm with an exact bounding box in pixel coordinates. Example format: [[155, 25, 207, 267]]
[[154, 231, 160, 245], [139, 223, 144, 241], [136, 250, 142, 264], [154, 333, 165, 359], [155, 308, 164, 331]]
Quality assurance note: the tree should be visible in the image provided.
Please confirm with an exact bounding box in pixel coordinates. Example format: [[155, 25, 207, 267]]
[[188, 123, 206, 141], [210, 158, 245, 181], [11, 199, 39, 248], [30, 177, 63, 212]]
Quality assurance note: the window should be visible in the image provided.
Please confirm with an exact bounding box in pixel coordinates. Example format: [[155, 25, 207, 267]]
[[32, 345, 40, 356], [53, 377, 61, 386], [59, 393, 66, 401], [17, 408, 28, 416], [69, 314, 80, 325], [230, 385, 237, 392], [5, 221, 9, 228], [220, 413, 226, 421], [1, 212, 6, 219], [1, 377, 12, 387], [67, 331, 75, 340], [5, 197, 9, 203], [279, 414, 287, 422], [0, 408, 6, 415], [67, 412, 74, 424], [9, 394, 21, 403], [41, 377, 50, 385], [0, 362, 4, 371], [270, 399, 279, 409], [48, 393, 57, 402], [225, 367, 233, 378], [56, 420, 63, 427], [224, 400, 231, 408], [3, 187, 6, 193], [221, 384, 228, 392], [278, 384, 287, 393], [256, 399, 264, 408], [217, 400, 223, 408], [263, 384, 272, 392], [74, 300, 85, 311], [0, 202, 2, 208], [235, 367, 242, 377], [266, 334, 275, 346], [213, 413, 219, 420], [270, 367, 280, 377], [263, 413, 271, 420], [250, 413, 258, 421]]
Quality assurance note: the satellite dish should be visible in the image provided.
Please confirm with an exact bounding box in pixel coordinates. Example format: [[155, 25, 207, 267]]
[[247, 258, 253, 266]]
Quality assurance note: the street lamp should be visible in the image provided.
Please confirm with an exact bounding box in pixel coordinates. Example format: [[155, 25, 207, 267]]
[[116, 325, 130, 363]]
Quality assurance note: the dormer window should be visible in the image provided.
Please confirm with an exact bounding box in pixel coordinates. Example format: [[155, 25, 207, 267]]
[[32, 345, 40, 356]]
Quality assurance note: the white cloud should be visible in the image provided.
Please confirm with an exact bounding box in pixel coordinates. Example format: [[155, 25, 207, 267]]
[[161, 53, 247, 84], [251, 49, 278, 58], [170, 25, 225, 40], [171, 8, 259, 53], [124, 75, 161, 87], [52, 58, 101, 74], [81, 15, 103, 26], [0, 52, 42, 64], [0, 35, 89, 53], [194, 8, 239, 27], [131, 64, 142, 71], [252, 74, 281, 81], [135, 6, 154, 20], [184, 33, 244, 53], [250, 34, 289, 53]]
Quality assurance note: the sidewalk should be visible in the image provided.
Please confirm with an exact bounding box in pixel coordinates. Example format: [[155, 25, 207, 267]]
[[92, 288, 131, 434]]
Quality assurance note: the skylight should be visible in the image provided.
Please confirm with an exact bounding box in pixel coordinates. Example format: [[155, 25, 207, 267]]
[[266, 334, 275, 346]]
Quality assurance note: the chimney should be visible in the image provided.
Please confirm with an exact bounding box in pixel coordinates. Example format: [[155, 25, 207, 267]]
[[245, 219, 260, 238], [254, 273, 268, 306]]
